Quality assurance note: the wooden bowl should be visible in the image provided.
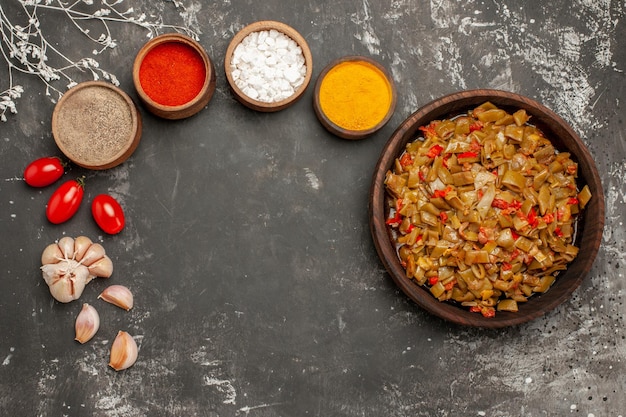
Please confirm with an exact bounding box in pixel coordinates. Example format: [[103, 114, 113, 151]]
[[52, 81, 142, 170], [224, 20, 313, 112], [313, 56, 396, 140], [133, 33, 216, 120], [369, 89, 605, 328]]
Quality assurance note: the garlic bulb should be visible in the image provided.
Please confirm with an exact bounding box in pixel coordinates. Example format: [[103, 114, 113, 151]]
[[109, 331, 138, 371], [40, 236, 113, 303], [99, 285, 133, 311], [75, 303, 100, 344]]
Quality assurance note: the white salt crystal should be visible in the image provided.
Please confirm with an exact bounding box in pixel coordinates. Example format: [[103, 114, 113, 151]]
[[263, 67, 275, 80], [248, 75, 263, 89], [284, 67, 300, 83], [243, 86, 259, 99], [275, 38, 289, 49], [282, 53, 296, 65]]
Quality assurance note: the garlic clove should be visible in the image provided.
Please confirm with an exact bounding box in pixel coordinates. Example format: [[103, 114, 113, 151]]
[[73, 236, 93, 262], [109, 331, 138, 371], [41, 243, 63, 265], [57, 236, 75, 260], [75, 303, 100, 344], [79, 243, 105, 267], [40, 263, 62, 287], [98, 284, 133, 311], [88, 255, 113, 278], [48, 278, 79, 303]]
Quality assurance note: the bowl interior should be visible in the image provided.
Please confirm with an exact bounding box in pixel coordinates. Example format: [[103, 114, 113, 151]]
[[313, 56, 397, 140], [224, 20, 313, 112], [369, 89, 605, 328]]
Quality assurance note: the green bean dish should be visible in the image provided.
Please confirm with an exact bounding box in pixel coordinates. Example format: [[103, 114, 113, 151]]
[[384, 102, 592, 318]]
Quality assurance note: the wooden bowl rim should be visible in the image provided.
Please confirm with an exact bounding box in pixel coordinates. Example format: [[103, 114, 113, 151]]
[[52, 80, 142, 170], [224, 20, 313, 112], [369, 89, 605, 328], [132, 33, 215, 115], [313, 55, 397, 140]]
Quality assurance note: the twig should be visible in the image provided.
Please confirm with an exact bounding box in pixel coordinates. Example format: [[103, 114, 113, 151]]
[[0, 0, 198, 121]]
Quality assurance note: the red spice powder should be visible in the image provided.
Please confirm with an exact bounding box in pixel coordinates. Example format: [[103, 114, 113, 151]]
[[139, 42, 206, 106]]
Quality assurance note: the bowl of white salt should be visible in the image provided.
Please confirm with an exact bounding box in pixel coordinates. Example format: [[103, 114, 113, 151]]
[[225, 20, 313, 112]]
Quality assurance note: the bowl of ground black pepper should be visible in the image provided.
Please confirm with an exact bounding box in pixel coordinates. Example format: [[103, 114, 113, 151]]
[[313, 56, 396, 140], [52, 81, 142, 170], [133, 33, 216, 120], [225, 21, 313, 112]]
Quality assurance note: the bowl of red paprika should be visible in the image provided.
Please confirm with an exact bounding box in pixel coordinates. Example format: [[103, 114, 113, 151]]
[[133, 33, 216, 120]]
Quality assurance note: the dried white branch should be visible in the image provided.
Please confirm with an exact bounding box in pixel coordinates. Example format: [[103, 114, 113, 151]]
[[0, 0, 198, 121]]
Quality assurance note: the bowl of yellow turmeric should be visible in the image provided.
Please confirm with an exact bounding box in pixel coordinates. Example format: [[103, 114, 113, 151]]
[[369, 89, 605, 328], [313, 56, 396, 140]]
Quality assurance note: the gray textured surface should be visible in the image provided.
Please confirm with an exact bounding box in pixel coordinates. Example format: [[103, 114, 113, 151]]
[[1, 0, 625, 416]]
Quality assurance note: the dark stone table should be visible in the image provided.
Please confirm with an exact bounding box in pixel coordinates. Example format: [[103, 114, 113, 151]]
[[1, 1, 624, 415]]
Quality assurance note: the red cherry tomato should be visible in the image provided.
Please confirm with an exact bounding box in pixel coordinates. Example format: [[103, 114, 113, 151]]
[[91, 194, 125, 234], [24, 156, 65, 187], [46, 178, 85, 224]]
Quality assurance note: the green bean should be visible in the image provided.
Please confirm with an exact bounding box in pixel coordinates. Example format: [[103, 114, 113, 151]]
[[497, 299, 518, 312], [477, 108, 507, 123], [578, 185, 592, 208], [501, 170, 526, 193]]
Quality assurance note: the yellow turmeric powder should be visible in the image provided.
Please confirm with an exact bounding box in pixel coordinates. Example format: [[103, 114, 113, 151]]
[[318, 60, 393, 131]]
